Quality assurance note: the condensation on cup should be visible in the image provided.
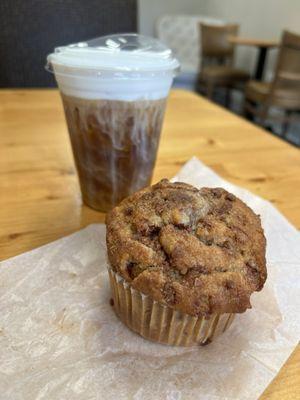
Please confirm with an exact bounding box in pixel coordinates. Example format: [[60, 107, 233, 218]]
[[46, 34, 179, 212]]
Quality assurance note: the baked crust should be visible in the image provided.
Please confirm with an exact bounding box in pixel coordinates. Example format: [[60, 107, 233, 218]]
[[106, 180, 267, 316]]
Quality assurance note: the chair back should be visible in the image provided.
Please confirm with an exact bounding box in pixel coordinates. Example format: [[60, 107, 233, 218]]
[[200, 23, 239, 66], [156, 15, 223, 74], [0, 0, 137, 87], [269, 30, 300, 109]]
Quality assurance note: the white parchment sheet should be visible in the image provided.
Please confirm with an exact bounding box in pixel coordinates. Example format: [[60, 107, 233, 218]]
[[0, 158, 299, 400]]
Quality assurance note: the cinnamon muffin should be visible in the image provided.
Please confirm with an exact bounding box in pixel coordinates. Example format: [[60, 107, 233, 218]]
[[106, 179, 267, 346]]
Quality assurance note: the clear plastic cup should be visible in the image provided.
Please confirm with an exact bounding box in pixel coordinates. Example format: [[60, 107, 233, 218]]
[[46, 34, 179, 212]]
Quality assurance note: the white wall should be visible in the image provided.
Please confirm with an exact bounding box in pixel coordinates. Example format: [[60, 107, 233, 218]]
[[138, 0, 300, 79], [138, 0, 204, 37]]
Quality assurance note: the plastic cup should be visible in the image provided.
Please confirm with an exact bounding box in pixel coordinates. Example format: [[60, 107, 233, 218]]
[[46, 34, 179, 212]]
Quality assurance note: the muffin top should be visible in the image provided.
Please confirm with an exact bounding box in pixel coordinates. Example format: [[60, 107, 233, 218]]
[[106, 180, 267, 316]]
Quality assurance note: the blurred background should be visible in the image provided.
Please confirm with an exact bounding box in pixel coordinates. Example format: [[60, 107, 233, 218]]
[[1, 0, 299, 146]]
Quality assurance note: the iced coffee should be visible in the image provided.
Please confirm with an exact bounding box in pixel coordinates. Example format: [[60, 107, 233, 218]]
[[46, 34, 179, 211], [61, 95, 167, 210]]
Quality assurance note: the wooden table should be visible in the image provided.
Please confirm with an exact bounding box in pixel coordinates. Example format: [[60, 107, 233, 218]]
[[0, 89, 299, 398], [229, 36, 279, 80]]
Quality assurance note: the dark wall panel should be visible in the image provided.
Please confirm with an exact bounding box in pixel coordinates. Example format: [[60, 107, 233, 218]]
[[0, 0, 137, 87]]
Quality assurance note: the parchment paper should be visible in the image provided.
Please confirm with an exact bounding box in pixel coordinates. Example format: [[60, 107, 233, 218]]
[[1, 157, 299, 400]]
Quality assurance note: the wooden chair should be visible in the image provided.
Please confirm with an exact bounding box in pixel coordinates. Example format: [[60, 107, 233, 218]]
[[244, 30, 300, 135], [156, 15, 224, 90], [197, 23, 250, 105]]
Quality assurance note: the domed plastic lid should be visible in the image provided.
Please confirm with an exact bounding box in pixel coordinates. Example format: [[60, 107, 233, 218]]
[[46, 33, 180, 76]]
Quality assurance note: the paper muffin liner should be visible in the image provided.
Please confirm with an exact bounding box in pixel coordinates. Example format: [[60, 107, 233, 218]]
[[108, 267, 235, 346]]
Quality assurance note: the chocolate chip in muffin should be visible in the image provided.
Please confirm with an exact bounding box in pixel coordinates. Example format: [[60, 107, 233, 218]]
[[224, 280, 235, 290], [163, 282, 178, 305], [225, 193, 235, 202]]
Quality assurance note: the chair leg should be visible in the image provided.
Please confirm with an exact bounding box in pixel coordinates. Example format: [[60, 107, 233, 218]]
[[282, 110, 292, 137], [225, 88, 231, 108], [206, 82, 214, 100], [243, 98, 254, 121], [258, 104, 269, 128]]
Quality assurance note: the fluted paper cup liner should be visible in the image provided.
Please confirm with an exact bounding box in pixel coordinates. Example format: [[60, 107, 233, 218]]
[[108, 267, 235, 346]]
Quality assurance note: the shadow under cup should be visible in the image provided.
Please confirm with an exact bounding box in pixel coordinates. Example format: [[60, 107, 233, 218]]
[[55, 72, 173, 212]]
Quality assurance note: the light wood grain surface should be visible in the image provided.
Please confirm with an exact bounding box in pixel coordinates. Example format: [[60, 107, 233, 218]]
[[0, 89, 299, 398], [229, 36, 279, 48]]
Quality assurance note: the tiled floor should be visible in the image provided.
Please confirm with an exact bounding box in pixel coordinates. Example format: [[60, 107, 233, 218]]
[[212, 89, 300, 148]]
